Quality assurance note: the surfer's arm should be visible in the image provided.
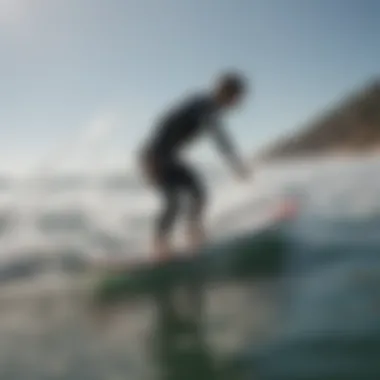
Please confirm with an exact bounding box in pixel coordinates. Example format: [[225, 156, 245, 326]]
[[208, 119, 248, 179]]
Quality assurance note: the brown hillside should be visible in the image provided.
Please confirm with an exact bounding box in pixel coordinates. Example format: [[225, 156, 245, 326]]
[[261, 78, 380, 160]]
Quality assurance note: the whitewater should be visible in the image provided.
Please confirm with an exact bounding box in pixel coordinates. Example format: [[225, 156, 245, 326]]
[[0, 155, 379, 379]]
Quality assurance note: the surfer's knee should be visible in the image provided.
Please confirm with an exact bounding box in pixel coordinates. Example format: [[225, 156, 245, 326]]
[[157, 193, 180, 235], [188, 185, 207, 221]]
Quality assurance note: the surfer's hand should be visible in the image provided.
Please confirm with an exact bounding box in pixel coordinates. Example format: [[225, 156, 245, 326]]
[[139, 150, 157, 185], [235, 163, 250, 181]]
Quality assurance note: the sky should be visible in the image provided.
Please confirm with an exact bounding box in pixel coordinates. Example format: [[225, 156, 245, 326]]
[[0, 0, 379, 176]]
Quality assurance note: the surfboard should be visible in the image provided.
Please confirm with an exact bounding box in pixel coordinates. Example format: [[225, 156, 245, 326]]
[[93, 199, 298, 307], [230, 214, 380, 380]]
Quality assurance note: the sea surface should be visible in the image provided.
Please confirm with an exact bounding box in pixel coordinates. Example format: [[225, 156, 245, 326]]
[[0, 156, 379, 379]]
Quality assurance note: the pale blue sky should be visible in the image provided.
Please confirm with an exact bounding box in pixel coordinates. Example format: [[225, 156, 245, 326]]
[[0, 0, 379, 174]]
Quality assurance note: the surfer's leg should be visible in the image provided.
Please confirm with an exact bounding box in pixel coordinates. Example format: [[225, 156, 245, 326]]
[[155, 187, 180, 259], [178, 164, 207, 252], [188, 184, 207, 252], [154, 158, 184, 260]]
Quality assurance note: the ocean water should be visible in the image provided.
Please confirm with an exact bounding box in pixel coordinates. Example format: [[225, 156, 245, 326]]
[[0, 156, 379, 379]]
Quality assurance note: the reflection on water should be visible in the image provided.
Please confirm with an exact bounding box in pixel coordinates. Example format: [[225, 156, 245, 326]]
[[0, 275, 278, 380], [0, 158, 379, 378], [153, 281, 216, 380]]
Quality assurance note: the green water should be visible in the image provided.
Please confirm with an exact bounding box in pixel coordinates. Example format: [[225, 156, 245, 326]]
[[1, 215, 380, 379], [0, 224, 284, 380]]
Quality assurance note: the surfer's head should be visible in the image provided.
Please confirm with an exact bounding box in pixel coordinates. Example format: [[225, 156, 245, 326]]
[[213, 71, 248, 109]]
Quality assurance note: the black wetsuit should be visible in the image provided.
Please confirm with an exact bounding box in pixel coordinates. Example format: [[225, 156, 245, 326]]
[[143, 93, 238, 237]]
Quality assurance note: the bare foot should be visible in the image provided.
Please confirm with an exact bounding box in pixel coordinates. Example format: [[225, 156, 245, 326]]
[[187, 222, 206, 253], [90, 302, 113, 332], [154, 236, 172, 262]]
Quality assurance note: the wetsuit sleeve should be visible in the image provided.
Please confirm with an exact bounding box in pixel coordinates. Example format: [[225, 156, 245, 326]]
[[208, 118, 245, 173], [210, 122, 235, 157]]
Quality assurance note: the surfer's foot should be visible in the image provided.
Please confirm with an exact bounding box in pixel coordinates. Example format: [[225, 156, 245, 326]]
[[154, 236, 172, 261], [187, 222, 206, 252], [91, 302, 113, 331]]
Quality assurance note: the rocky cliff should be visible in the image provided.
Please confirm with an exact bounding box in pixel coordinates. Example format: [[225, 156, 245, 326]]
[[261, 78, 380, 159]]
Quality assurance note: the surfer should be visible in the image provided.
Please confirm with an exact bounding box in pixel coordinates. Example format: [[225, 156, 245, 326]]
[[139, 72, 250, 260]]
